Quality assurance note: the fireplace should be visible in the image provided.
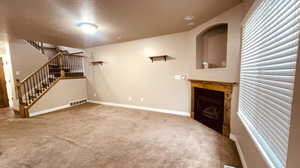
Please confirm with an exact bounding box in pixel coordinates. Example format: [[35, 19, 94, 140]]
[[194, 88, 224, 134], [190, 80, 236, 137]]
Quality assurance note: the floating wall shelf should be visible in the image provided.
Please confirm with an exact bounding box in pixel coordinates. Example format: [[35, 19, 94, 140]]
[[90, 61, 104, 65], [149, 55, 169, 63]]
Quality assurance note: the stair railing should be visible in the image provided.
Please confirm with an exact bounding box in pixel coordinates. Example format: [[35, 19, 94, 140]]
[[26, 40, 45, 54], [16, 52, 85, 117], [25, 40, 66, 55]]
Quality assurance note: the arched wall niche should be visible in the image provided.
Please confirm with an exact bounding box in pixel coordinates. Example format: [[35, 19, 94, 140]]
[[196, 23, 228, 69]]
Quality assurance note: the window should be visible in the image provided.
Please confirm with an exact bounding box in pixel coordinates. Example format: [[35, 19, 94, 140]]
[[238, 0, 300, 168]]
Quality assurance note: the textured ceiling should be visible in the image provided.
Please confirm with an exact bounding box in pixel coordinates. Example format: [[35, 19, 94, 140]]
[[0, 0, 243, 48]]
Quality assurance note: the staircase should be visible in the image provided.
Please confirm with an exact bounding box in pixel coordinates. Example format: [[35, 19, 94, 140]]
[[25, 40, 64, 55], [16, 52, 85, 118]]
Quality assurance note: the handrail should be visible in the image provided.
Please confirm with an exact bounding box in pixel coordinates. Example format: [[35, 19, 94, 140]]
[[20, 52, 62, 84], [67, 54, 86, 57], [16, 50, 85, 118], [25, 78, 61, 109], [69, 51, 84, 55]]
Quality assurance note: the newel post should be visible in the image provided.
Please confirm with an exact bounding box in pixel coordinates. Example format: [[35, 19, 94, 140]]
[[16, 79, 23, 104], [16, 79, 28, 118], [59, 54, 65, 78]]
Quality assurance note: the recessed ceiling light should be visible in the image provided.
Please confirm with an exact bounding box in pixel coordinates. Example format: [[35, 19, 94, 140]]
[[184, 16, 194, 21], [78, 22, 98, 34]]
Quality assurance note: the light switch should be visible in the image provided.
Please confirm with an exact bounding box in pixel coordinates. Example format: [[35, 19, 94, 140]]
[[174, 74, 188, 80], [174, 75, 181, 80]]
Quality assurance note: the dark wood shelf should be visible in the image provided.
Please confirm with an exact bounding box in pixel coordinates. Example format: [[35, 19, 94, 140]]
[[90, 61, 104, 65], [149, 55, 169, 62]]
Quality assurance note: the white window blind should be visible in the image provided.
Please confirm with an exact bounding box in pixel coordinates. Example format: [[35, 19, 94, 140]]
[[239, 0, 300, 168]]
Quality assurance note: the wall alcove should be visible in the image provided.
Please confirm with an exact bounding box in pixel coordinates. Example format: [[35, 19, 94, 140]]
[[196, 24, 228, 69]]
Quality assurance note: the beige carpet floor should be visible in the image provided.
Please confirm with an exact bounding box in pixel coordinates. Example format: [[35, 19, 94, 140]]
[[0, 103, 242, 168]]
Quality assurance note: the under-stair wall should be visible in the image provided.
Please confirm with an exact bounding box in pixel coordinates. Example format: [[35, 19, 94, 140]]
[[15, 52, 85, 117], [29, 78, 87, 117]]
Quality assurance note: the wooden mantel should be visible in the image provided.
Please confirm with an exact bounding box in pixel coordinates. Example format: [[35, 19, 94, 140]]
[[189, 79, 237, 137]]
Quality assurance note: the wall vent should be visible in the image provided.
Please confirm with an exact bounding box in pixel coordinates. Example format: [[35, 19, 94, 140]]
[[69, 99, 87, 106]]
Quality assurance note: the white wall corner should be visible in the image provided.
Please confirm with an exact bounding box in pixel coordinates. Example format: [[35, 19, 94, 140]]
[[230, 133, 248, 168], [87, 100, 190, 117]]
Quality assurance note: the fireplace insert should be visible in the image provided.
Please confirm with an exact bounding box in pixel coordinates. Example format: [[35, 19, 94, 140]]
[[194, 87, 224, 134]]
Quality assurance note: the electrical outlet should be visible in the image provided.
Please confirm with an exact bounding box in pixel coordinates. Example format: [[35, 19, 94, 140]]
[[128, 97, 132, 101], [140, 97, 144, 102], [94, 93, 97, 97]]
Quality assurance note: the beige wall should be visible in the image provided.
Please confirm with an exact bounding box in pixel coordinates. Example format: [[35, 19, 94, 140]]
[[85, 31, 190, 113], [85, 3, 246, 114], [85, 3, 245, 111], [85, 2, 270, 168], [29, 78, 87, 115], [9, 40, 48, 80], [231, 115, 269, 168]]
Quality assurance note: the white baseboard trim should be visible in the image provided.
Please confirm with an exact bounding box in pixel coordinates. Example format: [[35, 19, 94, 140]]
[[30, 104, 71, 117], [230, 133, 248, 168], [88, 100, 190, 116]]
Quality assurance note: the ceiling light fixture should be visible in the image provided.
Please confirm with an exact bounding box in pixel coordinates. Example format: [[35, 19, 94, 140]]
[[188, 22, 195, 26], [184, 16, 194, 21], [78, 22, 98, 34]]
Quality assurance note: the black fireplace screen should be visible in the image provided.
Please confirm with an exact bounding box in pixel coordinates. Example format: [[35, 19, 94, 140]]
[[194, 88, 224, 134]]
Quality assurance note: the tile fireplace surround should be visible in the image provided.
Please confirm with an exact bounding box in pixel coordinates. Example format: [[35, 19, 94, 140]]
[[189, 79, 237, 137]]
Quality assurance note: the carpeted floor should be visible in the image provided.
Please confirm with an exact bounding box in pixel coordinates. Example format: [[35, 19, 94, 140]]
[[0, 103, 242, 168]]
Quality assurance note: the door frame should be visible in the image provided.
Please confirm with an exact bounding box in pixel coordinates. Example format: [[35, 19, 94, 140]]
[[0, 58, 9, 107]]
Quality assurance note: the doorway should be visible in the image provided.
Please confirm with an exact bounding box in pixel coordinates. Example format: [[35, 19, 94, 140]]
[[0, 58, 9, 107]]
